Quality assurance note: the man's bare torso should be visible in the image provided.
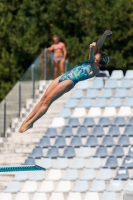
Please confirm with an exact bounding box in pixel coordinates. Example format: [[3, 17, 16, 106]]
[[52, 42, 65, 58]]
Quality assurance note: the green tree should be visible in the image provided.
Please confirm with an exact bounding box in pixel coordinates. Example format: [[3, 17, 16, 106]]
[[0, 0, 133, 101]]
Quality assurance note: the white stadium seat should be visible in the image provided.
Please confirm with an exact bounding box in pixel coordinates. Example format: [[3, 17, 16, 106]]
[[67, 192, 82, 200], [117, 106, 132, 116], [72, 107, 86, 117], [56, 181, 71, 192], [76, 80, 90, 89], [124, 70, 133, 79], [32, 193, 47, 200], [38, 181, 54, 192], [0, 193, 12, 200], [21, 181, 37, 193], [84, 192, 99, 200], [15, 193, 29, 200], [110, 70, 124, 79], [50, 192, 64, 200], [87, 107, 102, 117], [50, 117, 65, 127], [46, 169, 62, 181], [102, 107, 116, 117]]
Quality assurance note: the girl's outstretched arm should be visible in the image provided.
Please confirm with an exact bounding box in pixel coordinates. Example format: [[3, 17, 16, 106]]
[[89, 42, 99, 75], [94, 30, 112, 54], [89, 42, 96, 63]]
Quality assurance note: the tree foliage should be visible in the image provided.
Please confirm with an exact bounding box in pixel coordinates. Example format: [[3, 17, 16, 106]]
[[0, 0, 133, 100]]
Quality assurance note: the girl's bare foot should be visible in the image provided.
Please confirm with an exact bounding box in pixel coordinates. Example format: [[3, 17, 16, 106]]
[[18, 122, 33, 133]]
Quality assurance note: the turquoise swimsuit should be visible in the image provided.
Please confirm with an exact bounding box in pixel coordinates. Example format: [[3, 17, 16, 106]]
[[58, 60, 92, 85]]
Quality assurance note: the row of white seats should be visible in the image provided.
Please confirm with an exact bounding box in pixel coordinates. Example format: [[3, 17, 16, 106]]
[[71, 107, 132, 117], [51, 107, 132, 127], [4, 180, 132, 193], [0, 191, 124, 200], [12, 107, 133, 128], [13, 168, 132, 181], [108, 70, 133, 79]]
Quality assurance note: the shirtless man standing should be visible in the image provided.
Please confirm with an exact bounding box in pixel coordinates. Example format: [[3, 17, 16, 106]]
[[48, 35, 67, 78]]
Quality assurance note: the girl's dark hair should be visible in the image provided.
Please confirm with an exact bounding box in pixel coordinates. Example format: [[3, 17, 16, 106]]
[[98, 51, 109, 66]]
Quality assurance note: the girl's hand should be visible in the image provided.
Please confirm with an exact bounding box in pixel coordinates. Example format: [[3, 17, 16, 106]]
[[104, 30, 112, 36], [90, 42, 96, 49]]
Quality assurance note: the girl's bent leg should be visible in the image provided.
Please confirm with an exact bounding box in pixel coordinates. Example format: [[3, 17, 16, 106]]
[[18, 79, 74, 133]]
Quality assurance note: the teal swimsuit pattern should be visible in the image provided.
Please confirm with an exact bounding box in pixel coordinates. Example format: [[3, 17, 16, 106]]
[[58, 60, 92, 85]]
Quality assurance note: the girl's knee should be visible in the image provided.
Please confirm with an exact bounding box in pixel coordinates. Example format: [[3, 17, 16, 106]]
[[41, 95, 51, 106]]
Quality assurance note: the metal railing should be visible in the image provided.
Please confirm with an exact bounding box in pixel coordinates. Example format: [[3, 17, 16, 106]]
[[0, 48, 71, 137]]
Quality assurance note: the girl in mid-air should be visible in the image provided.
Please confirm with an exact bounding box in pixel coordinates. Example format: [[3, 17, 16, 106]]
[[18, 30, 112, 133]]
